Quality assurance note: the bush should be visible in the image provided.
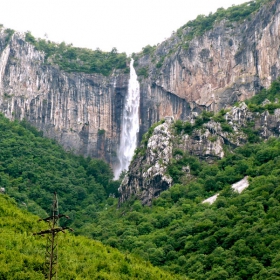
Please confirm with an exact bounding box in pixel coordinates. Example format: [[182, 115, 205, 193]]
[[247, 78, 280, 108], [142, 45, 156, 55], [4, 28, 15, 45], [137, 67, 149, 78], [221, 123, 233, 133], [174, 111, 214, 135]]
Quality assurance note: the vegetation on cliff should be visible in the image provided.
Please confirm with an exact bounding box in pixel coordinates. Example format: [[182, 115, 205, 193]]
[[3, 28, 15, 47], [0, 194, 185, 279], [246, 78, 280, 112], [177, 0, 272, 43], [134, 119, 165, 158], [25, 31, 129, 76]]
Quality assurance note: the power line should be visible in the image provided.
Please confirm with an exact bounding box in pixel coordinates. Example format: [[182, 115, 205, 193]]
[[33, 192, 73, 280]]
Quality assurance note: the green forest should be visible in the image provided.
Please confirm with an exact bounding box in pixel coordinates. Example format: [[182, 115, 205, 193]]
[[0, 115, 120, 229], [0, 194, 185, 279], [82, 137, 280, 279], [25, 32, 129, 76]]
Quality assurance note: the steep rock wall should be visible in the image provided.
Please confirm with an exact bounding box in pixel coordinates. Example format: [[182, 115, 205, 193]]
[[1, 1, 280, 167], [0, 31, 129, 165], [136, 0, 280, 139]]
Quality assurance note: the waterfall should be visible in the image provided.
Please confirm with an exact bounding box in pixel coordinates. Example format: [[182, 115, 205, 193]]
[[114, 59, 140, 179]]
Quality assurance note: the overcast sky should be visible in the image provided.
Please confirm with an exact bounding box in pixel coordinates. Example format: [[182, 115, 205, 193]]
[[0, 0, 248, 55]]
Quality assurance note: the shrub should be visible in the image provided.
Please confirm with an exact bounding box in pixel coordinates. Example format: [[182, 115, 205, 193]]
[[221, 123, 233, 133], [137, 67, 149, 78]]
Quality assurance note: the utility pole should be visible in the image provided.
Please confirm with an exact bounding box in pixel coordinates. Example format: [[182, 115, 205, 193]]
[[33, 192, 73, 280]]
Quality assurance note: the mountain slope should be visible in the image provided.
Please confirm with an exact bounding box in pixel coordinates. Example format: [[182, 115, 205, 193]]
[[77, 80, 280, 279], [135, 0, 279, 137], [120, 78, 280, 205], [79, 137, 280, 279], [0, 194, 185, 279], [2, 74, 280, 280], [0, 27, 129, 165], [0, 113, 120, 229]]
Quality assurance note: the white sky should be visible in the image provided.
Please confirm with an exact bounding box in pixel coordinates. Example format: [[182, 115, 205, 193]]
[[0, 0, 248, 55]]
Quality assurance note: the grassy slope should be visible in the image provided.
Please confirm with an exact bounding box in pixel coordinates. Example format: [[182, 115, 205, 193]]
[[0, 194, 185, 280]]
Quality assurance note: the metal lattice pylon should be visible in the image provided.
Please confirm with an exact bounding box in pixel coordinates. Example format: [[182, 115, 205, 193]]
[[33, 192, 73, 280]]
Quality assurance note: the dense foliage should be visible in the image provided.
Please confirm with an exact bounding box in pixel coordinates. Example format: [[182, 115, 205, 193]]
[[75, 79, 280, 279], [0, 114, 120, 229], [173, 111, 215, 135], [25, 32, 129, 76], [0, 195, 185, 279], [78, 137, 280, 279], [173, 109, 235, 137]]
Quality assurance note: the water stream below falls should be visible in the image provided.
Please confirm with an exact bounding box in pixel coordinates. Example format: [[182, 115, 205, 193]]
[[114, 59, 140, 179]]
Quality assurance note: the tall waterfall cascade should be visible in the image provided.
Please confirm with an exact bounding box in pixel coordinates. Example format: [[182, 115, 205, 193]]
[[114, 59, 140, 179]]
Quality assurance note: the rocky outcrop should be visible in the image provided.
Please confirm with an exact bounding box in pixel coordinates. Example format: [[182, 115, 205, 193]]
[[119, 102, 280, 205], [225, 102, 280, 140], [118, 117, 173, 206], [0, 31, 129, 165]]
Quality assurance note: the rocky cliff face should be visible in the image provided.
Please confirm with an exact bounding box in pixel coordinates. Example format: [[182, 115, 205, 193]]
[[0, 30, 129, 165], [119, 117, 174, 205], [136, 0, 280, 140], [119, 102, 280, 205], [0, 1, 280, 169]]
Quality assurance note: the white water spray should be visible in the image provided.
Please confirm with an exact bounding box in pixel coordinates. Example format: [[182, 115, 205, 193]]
[[114, 59, 140, 179]]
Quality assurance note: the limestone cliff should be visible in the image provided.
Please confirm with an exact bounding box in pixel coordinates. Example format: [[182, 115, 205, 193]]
[[136, 0, 280, 140], [1, 0, 280, 169], [119, 102, 280, 205], [0, 30, 129, 165]]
